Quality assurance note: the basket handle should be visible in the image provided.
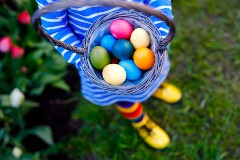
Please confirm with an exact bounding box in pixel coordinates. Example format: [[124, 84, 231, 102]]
[[31, 0, 176, 55]]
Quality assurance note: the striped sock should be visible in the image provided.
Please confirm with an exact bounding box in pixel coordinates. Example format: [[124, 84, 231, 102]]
[[116, 102, 145, 123]]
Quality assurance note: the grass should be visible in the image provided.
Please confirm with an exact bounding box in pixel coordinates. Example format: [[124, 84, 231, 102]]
[[43, 0, 240, 159]]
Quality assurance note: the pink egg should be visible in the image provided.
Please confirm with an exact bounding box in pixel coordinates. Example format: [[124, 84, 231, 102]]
[[110, 20, 133, 39]]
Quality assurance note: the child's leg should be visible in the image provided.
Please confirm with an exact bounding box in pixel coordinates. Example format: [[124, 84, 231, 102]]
[[116, 102, 145, 123], [116, 102, 170, 149]]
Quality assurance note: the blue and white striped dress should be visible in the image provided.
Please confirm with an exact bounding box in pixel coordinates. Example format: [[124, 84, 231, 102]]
[[36, 0, 173, 106]]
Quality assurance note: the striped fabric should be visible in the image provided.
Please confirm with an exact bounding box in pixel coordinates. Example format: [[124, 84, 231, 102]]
[[36, 0, 173, 106]]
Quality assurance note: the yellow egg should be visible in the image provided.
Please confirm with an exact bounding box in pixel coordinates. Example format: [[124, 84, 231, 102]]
[[130, 28, 150, 49], [102, 64, 126, 85]]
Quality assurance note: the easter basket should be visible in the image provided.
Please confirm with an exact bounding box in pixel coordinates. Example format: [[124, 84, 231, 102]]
[[31, 0, 176, 95]]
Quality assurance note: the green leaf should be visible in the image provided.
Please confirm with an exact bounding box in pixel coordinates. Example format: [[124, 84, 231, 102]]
[[16, 77, 30, 93], [32, 72, 43, 82], [45, 53, 68, 72], [0, 95, 11, 107], [0, 129, 5, 141], [51, 80, 70, 92], [19, 153, 41, 160], [21, 100, 39, 108], [3, 132, 10, 147], [32, 152, 41, 160], [38, 72, 66, 85], [26, 49, 44, 64], [28, 125, 54, 145], [0, 16, 10, 30], [0, 109, 4, 119], [29, 85, 46, 96], [27, 40, 54, 51]]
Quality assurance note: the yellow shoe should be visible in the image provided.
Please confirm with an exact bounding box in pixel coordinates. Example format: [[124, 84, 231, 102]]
[[132, 114, 170, 149], [152, 82, 182, 104]]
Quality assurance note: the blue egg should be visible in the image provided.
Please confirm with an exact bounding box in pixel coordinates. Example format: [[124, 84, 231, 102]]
[[101, 35, 116, 53], [112, 39, 133, 60], [119, 59, 142, 81]]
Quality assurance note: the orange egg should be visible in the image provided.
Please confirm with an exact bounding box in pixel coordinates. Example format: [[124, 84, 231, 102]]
[[133, 47, 155, 70]]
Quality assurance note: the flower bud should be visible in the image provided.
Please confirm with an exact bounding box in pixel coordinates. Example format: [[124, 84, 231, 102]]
[[12, 147, 23, 158], [20, 66, 27, 73], [18, 10, 31, 24], [11, 45, 25, 58], [0, 36, 12, 53], [10, 88, 25, 108]]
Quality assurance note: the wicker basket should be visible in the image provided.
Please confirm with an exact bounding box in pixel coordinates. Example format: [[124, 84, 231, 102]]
[[31, 0, 176, 95]]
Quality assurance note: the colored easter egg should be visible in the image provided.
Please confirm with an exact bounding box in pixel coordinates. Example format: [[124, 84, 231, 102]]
[[130, 28, 150, 49], [110, 20, 133, 39], [133, 47, 155, 70], [112, 39, 133, 60], [90, 46, 110, 70], [101, 35, 116, 53], [102, 64, 126, 85], [111, 56, 120, 64], [119, 59, 142, 81]]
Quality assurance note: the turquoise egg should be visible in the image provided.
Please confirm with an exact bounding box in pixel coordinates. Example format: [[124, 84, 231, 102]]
[[112, 39, 133, 60], [101, 35, 116, 53], [119, 59, 142, 81]]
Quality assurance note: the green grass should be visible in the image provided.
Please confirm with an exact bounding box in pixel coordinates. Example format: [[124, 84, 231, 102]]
[[44, 0, 240, 159]]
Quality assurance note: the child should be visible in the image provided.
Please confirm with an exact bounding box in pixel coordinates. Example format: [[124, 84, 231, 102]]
[[35, 0, 182, 149]]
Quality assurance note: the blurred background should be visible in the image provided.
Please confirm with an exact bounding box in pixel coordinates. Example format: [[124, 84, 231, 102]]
[[0, 0, 239, 159]]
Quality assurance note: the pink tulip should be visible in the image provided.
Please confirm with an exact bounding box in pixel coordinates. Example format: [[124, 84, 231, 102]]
[[18, 10, 31, 24], [11, 45, 25, 58], [0, 36, 12, 53]]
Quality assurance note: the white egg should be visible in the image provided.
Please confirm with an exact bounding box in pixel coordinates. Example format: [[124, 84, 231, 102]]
[[130, 28, 150, 49], [102, 64, 126, 85]]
